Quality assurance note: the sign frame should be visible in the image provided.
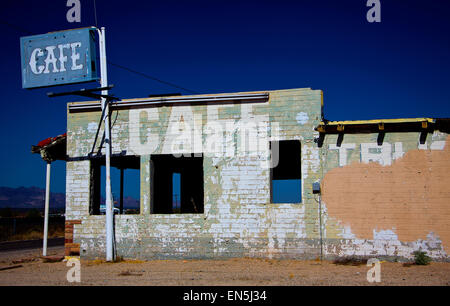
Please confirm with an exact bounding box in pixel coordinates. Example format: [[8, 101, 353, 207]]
[[20, 27, 99, 89]]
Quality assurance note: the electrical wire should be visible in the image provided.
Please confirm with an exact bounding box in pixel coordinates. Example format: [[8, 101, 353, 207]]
[[0, 18, 199, 94], [107, 61, 199, 94], [0, 19, 32, 35], [93, 0, 98, 28]]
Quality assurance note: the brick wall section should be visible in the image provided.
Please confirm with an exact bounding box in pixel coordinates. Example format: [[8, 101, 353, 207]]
[[65, 220, 82, 256], [321, 131, 450, 260], [66, 88, 324, 260], [65, 160, 90, 219]]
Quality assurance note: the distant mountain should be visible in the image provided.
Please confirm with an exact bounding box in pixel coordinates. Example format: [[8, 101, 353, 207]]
[[0, 186, 65, 209], [112, 196, 140, 210], [0, 186, 139, 210]]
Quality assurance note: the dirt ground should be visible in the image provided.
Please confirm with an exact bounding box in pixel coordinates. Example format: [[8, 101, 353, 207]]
[[0, 247, 449, 286]]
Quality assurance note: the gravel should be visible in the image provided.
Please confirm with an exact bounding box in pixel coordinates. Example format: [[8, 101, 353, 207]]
[[1, 249, 449, 286]]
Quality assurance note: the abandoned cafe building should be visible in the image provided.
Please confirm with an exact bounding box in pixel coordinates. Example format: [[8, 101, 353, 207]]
[[33, 87, 450, 261]]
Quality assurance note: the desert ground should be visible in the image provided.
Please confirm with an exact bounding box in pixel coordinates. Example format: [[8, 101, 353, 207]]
[[0, 247, 449, 286]]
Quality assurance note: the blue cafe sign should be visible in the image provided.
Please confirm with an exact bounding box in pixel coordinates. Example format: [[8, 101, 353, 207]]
[[20, 27, 98, 89]]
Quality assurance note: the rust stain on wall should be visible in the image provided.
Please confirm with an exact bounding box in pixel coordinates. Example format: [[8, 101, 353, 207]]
[[322, 136, 450, 253]]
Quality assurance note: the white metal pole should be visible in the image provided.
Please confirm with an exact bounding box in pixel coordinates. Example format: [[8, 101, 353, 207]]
[[43, 161, 51, 257], [98, 26, 114, 262]]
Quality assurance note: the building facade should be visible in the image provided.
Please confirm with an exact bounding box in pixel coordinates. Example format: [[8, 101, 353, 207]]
[[64, 88, 450, 261]]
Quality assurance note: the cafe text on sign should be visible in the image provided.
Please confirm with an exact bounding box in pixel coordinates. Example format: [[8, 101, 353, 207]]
[[20, 27, 98, 89]]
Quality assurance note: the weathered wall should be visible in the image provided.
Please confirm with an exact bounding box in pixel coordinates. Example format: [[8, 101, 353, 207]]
[[65, 88, 450, 261], [321, 131, 450, 260], [66, 88, 324, 260]]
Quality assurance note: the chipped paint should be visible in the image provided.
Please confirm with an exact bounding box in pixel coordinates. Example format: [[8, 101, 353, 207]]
[[322, 135, 450, 259], [296, 112, 309, 125], [65, 88, 450, 261]]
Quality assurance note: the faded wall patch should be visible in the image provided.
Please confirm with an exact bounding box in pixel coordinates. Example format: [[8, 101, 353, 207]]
[[322, 136, 450, 253]]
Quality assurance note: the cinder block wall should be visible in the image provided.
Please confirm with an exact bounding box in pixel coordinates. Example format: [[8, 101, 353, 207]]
[[65, 88, 450, 261], [66, 88, 324, 259]]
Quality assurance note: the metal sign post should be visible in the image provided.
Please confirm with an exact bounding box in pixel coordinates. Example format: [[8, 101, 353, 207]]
[[97, 27, 115, 262], [43, 26, 116, 262], [42, 161, 51, 257]]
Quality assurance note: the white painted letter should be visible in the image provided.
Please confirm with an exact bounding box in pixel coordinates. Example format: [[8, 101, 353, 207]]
[[70, 42, 83, 71], [29, 48, 45, 74], [163, 106, 200, 157], [44, 46, 59, 73], [58, 44, 70, 72], [393, 142, 404, 160], [129, 109, 160, 155], [361, 143, 391, 166], [204, 120, 224, 157], [329, 143, 356, 167]]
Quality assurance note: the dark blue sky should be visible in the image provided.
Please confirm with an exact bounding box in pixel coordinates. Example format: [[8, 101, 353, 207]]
[[0, 0, 449, 198]]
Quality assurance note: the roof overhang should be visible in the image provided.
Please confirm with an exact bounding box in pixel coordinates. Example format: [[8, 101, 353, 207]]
[[31, 133, 67, 162], [315, 118, 450, 134], [68, 93, 269, 113]]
